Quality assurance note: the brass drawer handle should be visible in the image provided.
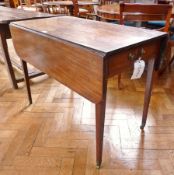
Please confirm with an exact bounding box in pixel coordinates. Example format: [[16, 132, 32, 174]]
[[128, 53, 136, 61], [140, 48, 145, 58], [128, 48, 145, 61]]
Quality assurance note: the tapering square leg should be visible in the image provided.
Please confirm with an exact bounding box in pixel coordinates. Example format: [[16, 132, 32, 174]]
[[141, 58, 155, 129]]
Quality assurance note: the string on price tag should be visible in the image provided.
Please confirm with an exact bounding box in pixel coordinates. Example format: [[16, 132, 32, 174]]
[[131, 58, 145, 80]]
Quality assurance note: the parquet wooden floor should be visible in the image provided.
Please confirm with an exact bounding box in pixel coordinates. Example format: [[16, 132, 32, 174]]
[[0, 62, 174, 175]]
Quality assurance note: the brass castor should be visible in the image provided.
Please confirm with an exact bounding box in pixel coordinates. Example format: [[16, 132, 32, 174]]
[[140, 124, 145, 130], [96, 165, 100, 169], [96, 161, 101, 169]]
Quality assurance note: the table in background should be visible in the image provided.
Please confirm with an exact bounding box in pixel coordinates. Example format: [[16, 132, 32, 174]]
[[10, 16, 167, 168], [0, 6, 55, 89], [43, 1, 99, 15]]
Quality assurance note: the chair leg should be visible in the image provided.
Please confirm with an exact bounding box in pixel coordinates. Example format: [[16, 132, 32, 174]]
[[159, 42, 172, 75], [118, 74, 124, 90], [0, 31, 18, 89], [169, 55, 174, 70], [166, 42, 172, 72]]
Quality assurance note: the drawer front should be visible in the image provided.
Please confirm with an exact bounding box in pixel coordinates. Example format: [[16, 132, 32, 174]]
[[108, 39, 161, 77], [10, 25, 105, 103]]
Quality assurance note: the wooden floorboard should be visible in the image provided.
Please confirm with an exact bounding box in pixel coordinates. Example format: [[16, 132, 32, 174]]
[[0, 62, 174, 175]]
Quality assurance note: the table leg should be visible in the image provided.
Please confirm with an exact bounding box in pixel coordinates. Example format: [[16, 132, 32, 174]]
[[21, 60, 32, 104], [96, 100, 106, 169], [140, 58, 155, 129], [95, 81, 107, 168], [0, 32, 18, 89]]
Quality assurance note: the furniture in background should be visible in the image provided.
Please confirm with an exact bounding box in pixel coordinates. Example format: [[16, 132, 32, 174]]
[[100, 0, 119, 5], [72, 0, 92, 17], [119, 3, 172, 79], [0, 6, 55, 89], [156, 0, 174, 73], [42, 0, 99, 16], [119, 3, 172, 31], [10, 16, 167, 168], [159, 27, 174, 74]]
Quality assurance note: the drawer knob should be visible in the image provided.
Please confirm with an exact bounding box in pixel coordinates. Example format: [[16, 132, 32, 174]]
[[128, 53, 136, 61], [128, 48, 145, 61]]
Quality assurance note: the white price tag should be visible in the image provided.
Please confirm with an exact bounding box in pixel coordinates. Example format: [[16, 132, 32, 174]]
[[131, 59, 145, 80]]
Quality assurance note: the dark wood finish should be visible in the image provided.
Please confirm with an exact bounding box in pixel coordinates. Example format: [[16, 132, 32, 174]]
[[157, 0, 172, 4], [96, 100, 106, 168], [0, 6, 55, 89], [10, 24, 104, 103], [72, 0, 80, 17], [10, 16, 167, 168]]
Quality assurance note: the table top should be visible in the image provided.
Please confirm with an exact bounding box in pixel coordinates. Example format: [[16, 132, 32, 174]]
[[10, 16, 166, 55], [0, 6, 55, 24], [43, 1, 99, 6]]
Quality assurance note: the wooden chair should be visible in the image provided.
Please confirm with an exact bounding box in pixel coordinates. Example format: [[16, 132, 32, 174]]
[[118, 3, 172, 88], [156, 0, 174, 74], [72, 0, 92, 17]]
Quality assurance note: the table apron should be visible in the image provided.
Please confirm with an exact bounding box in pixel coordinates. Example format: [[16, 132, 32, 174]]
[[107, 39, 162, 77]]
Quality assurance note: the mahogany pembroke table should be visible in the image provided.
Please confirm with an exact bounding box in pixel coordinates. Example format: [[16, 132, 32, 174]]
[[10, 16, 167, 168]]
